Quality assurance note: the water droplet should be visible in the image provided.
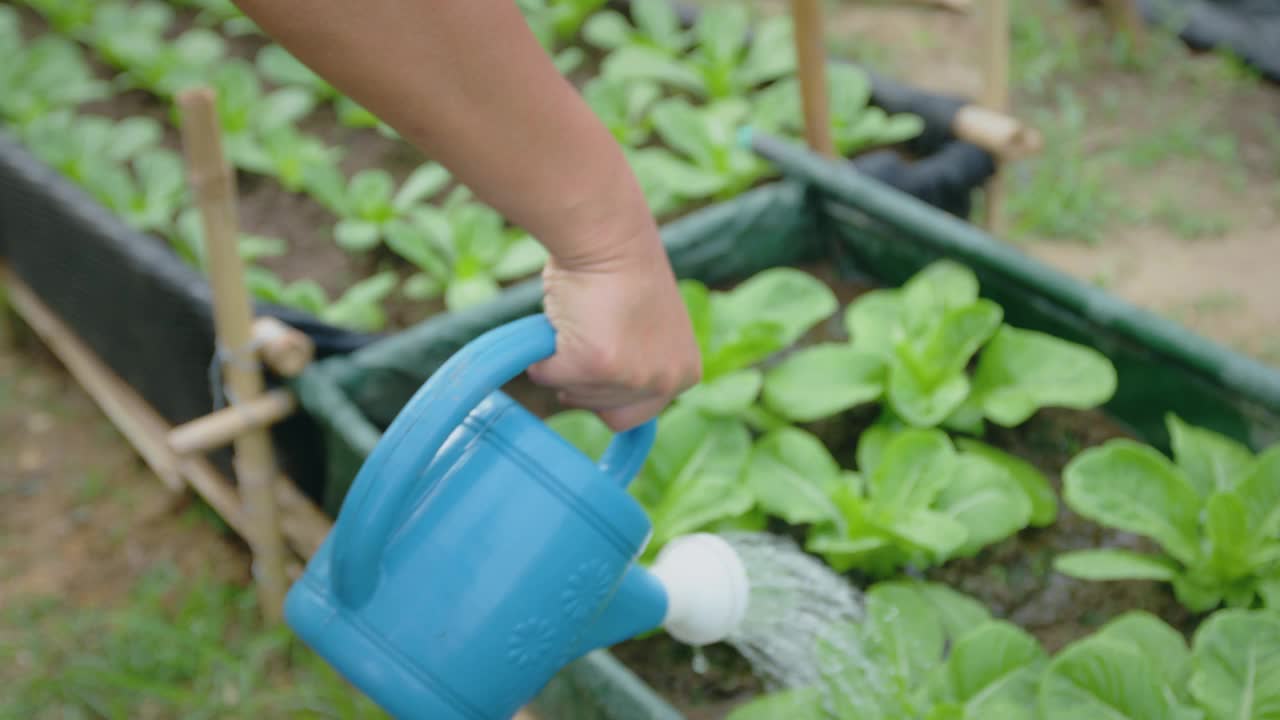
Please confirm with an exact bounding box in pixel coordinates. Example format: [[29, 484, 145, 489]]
[[691, 646, 708, 675]]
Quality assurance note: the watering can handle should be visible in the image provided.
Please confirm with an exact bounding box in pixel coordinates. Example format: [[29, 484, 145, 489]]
[[328, 313, 657, 609]]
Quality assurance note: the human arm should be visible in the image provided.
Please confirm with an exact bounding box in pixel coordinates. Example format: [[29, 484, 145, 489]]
[[230, 0, 701, 429]]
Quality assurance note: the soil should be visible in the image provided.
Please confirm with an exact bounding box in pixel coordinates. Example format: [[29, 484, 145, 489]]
[[0, 338, 250, 615]]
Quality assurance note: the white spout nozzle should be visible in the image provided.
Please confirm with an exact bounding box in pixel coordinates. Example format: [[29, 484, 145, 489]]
[[649, 533, 749, 646]]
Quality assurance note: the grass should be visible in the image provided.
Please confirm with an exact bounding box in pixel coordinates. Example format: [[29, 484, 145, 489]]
[[0, 564, 390, 720], [1000, 0, 1270, 246]]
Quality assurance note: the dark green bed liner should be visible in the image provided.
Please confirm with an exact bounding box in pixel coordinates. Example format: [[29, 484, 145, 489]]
[[288, 133, 1280, 719]]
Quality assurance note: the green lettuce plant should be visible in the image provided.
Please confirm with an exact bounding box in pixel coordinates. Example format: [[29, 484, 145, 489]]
[[203, 60, 317, 174], [170, 207, 287, 273], [515, 0, 606, 44], [246, 270, 399, 333], [256, 126, 347, 201], [1055, 414, 1280, 612], [600, 3, 794, 100], [631, 97, 774, 207], [549, 265, 1060, 568], [80, 0, 175, 70], [759, 260, 1118, 433], [516, 0, 589, 74], [19, 111, 165, 215], [582, 0, 692, 56], [318, 163, 453, 253], [384, 187, 549, 312], [729, 584, 1280, 720], [804, 425, 1043, 577], [0, 9, 109, 128], [749, 63, 925, 156], [727, 580, 1047, 720], [20, 0, 96, 34], [1041, 608, 1280, 720], [583, 75, 662, 148]]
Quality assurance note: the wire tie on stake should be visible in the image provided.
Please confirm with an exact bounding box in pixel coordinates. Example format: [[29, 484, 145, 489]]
[[208, 335, 267, 411]]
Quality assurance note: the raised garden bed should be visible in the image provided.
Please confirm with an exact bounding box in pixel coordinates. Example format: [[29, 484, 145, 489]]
[[296, 137, 1280, 718], [0, 0, 994, 507]]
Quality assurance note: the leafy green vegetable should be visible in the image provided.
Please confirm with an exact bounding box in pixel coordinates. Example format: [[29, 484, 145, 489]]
[[582, 0, 691, 56], [190, 59, 318, 175], [322, 163, 453, 253], [257, 126, 347, 200], [641, 98, 775, 204], [837, 260, 1116, 432], [729, 581, 1047, 720], [601, 4, 794, 100], [19, 111, 167, 218], [970, 325, 1118, 427], [21, 0, 96, 34], [808, 427, 1033, 576], [170, 208, 286, 272], [1056, 415, 1280, 612], [247, 269, 398, 333], [553, 0, 610, 39], [760, 344, 886, 423], [0, 11, 108, 127], [1188, 608, 1280, 720], [746, 427, 848, 525], [385, 187, 548, 311], [682, 268, 838, 385], [632, 404, 756, 559], [1040, 616, 1194, 720], [583, 75, 661, 148], [751, 63, 925, 155]]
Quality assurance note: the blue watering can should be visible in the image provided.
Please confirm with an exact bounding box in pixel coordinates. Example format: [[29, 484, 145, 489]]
[[285, 313, 750, 720]]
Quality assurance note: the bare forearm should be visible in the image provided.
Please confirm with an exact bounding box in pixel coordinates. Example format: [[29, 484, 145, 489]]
[[232, 0, 657, 267]]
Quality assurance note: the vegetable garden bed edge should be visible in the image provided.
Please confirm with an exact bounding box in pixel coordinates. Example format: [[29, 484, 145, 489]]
[[293, 132, 1280, 719]]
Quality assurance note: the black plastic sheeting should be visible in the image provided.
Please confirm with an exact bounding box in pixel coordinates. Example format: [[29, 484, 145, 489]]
[[0, 131, 341, 501], [1139, 0, 1280, 83]]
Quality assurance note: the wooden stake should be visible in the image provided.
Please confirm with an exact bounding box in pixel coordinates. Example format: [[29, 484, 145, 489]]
[[952, 104, 1043, 160], [253, 316, 314, 378], [790, 0, 836, 157], [177, 87, 288, 623], [168, 388, 298, 456], [979, 0, 1010, 234]]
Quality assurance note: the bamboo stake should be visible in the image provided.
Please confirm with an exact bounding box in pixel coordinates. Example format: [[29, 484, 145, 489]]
[[790, 0, 836, 157], [177, 87, 288, 623], [168, 388, 298, 456], [253, 316, 314, 378], [952, 104, 1043, 160], [979, 0, 1010, 234]]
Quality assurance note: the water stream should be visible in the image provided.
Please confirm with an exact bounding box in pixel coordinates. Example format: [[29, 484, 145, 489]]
[[715, 531, 886, 717]]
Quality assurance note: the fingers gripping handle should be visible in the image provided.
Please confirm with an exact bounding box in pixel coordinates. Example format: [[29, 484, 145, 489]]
[[329, 313, 656, 609]]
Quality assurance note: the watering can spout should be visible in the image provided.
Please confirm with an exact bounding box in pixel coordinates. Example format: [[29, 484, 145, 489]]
[[576, 533, 752, 657], [573, 563, 669, 657]]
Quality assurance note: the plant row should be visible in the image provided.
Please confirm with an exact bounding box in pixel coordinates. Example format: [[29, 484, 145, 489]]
[[1, 0, 925, 331], [727, 578, 1280, 720], [548, 260, 1280, 715]]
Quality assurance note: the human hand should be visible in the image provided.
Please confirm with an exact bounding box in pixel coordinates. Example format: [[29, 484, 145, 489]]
[[527, 227, 702, 432]]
